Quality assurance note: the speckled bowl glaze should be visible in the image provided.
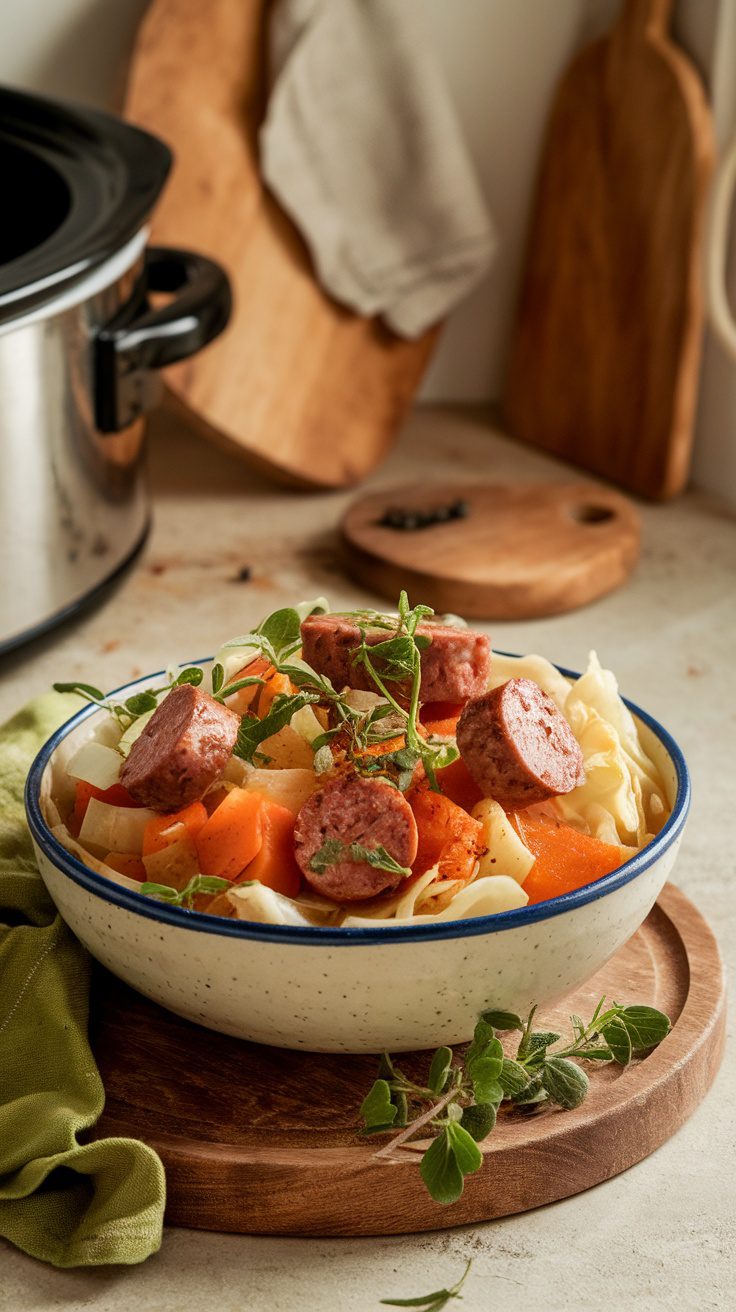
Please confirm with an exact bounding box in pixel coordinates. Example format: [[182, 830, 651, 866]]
[[25, 660, 690, 1053]]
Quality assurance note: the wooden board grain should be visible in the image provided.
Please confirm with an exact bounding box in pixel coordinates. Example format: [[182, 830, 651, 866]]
[[503, 0, 714, 500], [89, 884, 725, 1236], [341, 480, 640, 619], [123, 0, 438, 489]]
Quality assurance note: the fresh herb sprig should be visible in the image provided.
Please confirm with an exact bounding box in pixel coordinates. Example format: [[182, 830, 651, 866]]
[[381, 1260, 472, 1310], [139, 874, 231, 909], [350, 592, 459, 789], [213, 603, 328, 764], [53, 667, 204, 731], [309, 839, 411, 878], [233, 691, 321, 765], [215, 595, 459, 789], [360, 998, 671, 1205]]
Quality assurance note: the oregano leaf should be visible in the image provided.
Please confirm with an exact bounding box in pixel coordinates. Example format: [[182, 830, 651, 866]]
[[541, 1057, 590, 1110], [360, 1080, 397, 1130], [480, 1009, 523, 1032], [498, 1058, 530, 1097], [600, 1015, 633, 1065], [446, 1121, 483, 1176], [419, 1128, 464, 1205], [618, 1006, 671, 1050], [460, 1102, 497, 1142], [427, 1047, 453, 1095]]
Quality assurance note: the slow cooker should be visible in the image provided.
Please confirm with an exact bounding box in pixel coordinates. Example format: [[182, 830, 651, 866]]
[[0, 87, 232, 654]]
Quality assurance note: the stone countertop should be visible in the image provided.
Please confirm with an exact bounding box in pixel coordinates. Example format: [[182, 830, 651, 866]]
[[1, 403, 734, 1311]]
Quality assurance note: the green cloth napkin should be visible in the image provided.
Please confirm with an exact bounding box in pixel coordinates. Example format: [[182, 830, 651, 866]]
[[0, 693, 166, 1268]]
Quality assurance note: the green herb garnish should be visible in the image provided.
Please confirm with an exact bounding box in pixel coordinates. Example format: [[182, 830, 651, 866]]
[[233, 691, 321, 765], [361, 997, 671, 1205], [309, 840, 411, 878], [139, 875, 231, 909], [381, 1259, 472, 1310], [54, 666, 204, 731], [349, 592, 459, 789]]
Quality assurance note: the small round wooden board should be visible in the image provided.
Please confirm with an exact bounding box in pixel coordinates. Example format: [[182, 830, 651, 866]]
[[90, 883, 724, 1236], [340, 481, 641, 619]]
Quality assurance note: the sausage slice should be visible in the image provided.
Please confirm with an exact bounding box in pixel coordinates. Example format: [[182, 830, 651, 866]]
[[294, 775, 419, 902], [300, 614, 490, 704], [456, 677, 585, 809], [121, 684, 240, 812]]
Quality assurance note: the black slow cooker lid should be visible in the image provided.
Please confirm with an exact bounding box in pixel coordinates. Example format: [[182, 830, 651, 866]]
[[0, 87, 171, 323]]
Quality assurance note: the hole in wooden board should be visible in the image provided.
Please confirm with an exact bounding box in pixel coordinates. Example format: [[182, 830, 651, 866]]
[[569, 503, 616, 524]]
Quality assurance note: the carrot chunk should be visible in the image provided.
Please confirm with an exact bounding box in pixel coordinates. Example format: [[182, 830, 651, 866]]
[[420, 701, 464, 727], [435, 758, 483, 813], [142, 801, 208, 856], [195, 789, 264, 880], [409, 785, 483, 875], [225, 660, 297, 718], [240, 801, 302, 897], [513, 811, 623, 905], [103, 852, 146, 880], [258, 670, 295, 716]]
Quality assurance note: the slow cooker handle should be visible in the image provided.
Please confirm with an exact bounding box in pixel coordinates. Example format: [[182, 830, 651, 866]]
[[95, 246, 232, 432]]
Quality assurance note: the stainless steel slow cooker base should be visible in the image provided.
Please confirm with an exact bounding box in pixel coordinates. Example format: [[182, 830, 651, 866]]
[[0, 520, 150, 658], [0, 88, 231, 651], [0, 232, 150, 652]]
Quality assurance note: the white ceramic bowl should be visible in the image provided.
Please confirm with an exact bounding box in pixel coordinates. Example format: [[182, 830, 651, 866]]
[[25, 660, 690, 1053]]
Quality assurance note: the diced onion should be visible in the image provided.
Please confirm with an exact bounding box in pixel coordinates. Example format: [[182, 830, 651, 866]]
[[244, 767, 320, 814], [66, 741, 123, 791], [79, 798, 156, 855], [142, 835, 200, 888], [290, 703, 324, 745]]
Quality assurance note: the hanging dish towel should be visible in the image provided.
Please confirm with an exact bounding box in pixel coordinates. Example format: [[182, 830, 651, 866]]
[[0, 694, 165, 1268], [260, 0, 496, 338]]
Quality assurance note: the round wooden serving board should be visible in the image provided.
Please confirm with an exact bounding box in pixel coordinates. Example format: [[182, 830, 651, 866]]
[[341, 481, 641, 619], [90, 884, 724, 1236]]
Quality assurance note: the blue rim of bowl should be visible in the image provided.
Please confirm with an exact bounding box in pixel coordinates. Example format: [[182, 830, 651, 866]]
[[25, 655, 691, 946]]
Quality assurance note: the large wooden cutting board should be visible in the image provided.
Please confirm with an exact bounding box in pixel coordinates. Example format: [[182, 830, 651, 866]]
[[89, 884, 725, 1236], [124, 0, 438, 488], [503, 0, 714, 500]]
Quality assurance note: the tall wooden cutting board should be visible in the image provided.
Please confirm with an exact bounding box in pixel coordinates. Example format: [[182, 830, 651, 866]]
[[124, 0, 438, 488], [504, 0, 714, 500]]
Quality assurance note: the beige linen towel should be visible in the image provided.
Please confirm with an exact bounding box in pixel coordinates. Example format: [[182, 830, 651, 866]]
[[260, 0, 496, 338]]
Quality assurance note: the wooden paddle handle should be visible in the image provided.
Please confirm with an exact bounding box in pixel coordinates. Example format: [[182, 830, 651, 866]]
[[619, 0, 673, 38], [708, 133, 736, 361]]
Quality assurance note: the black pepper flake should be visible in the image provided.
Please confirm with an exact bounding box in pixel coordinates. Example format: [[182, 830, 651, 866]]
[[231, 565, 253, 583], [377, 498, 469, 531]]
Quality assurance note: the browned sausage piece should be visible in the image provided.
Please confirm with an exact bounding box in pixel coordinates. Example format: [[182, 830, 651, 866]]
[[121, 684, 239, 811], [456, 677, 585, 809], [300, 614, 490, 703], [294, 775, 419, 902]]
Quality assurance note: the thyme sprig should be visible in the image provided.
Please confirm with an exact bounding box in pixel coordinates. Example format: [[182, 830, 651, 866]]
[[139, 874, 231, 909], [53, 666, 204, 731], [360, 997, 671, 1205], [216, 594, 459, 789], [381, 1259, 472, 1310], [309, 839, 411, 879], [349, 592, 459, 789]]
